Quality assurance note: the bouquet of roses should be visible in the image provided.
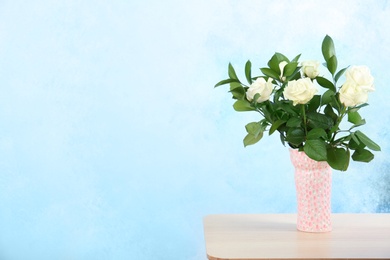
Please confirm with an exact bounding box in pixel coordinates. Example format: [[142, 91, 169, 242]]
[[215, 35, 380, 171]]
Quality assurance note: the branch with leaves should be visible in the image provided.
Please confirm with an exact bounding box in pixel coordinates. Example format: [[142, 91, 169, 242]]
[[215, 35, 380, 171]]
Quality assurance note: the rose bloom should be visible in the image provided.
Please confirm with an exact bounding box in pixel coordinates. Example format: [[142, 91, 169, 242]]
[[246, 77, 273, 103], [283, 78, 317, 106], [345, 65, 375, 92], [339, 80, 369, 107], [301, 60, 320, 79]]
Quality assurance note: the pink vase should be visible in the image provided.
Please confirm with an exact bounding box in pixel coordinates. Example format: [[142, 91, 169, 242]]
[[289, 149, 332, 232]]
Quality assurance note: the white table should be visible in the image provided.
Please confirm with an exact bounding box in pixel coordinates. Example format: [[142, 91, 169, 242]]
[[203, 214, 390, 259]]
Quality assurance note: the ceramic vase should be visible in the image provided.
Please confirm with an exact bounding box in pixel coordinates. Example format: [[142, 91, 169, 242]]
[[289, 149, 332, 232]]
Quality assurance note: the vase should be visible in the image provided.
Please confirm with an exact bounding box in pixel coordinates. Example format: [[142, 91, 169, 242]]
[[289, 149, 332, 232]]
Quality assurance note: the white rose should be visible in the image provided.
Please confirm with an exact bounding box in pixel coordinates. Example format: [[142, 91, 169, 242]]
[[246, 77, 273, 103], [283, 78, 317, 106], [345, 65, 375, 92], [339, 79, 369, 107], [301, 60, 320, 79]]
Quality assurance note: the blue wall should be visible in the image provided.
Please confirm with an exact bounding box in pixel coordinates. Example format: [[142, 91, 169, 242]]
[[0, 1, 389, 259]]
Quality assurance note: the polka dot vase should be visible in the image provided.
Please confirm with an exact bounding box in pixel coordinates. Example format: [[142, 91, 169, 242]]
[[290, 149, 332, 233]]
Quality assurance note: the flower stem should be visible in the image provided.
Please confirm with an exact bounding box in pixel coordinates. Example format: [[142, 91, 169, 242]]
[[330, 106, 347, 143], [301, 104, 308, 135]]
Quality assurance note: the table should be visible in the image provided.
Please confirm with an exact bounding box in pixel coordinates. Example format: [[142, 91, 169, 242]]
[[203, 214, 390, 259]]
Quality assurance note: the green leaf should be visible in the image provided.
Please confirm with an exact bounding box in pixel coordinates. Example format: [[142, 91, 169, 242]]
[[351, 132, 361, 145], [349, 133, 363, 150], [233, 100, 254, 112], [286, 127, 305, 146], [304, 139, 327, 161], [352, 148, 374, 162], [278, 102, 300, 116], [291, 54, 301, 63], [286, 66, 302, 81], [348, 111, 365, 125], [307, 128, 327, 140], [267, 52, 289, 73], [330, 93, 342, 113], [252, 93, 260, 104], [269, 119, 286, 135], [243, 132, 263, 147], [283, 62, 298, 77], [321, 35, 338, 75], [308, 95, 321, 112], [355, 131, 381, 151], [326, 147, 350, 171], [273, 88, 283, 102], [245, 60, 252, 84], [349, 120, 366, 131], [229, 86, 246, 100], [228, 63, 238, 80], [260, 67, 279, 79], [324, 104, 338, 123], [321, 90, 336, 105], [322, 35, 336, 62], [286, 117, 302, 127], [229, 82, 242, 90], [306, 112, 334, 130], [316, 77, 336, 92], [327, 55, 338, 75], [245, 122, 263, 138], [332, 123, 343, 135], [279, 132, 286, 146], [214, 78, 240, 88], [334, 66, 349, 83]]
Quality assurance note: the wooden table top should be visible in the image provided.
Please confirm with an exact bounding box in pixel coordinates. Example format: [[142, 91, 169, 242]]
[[203, 214, 390, 260]]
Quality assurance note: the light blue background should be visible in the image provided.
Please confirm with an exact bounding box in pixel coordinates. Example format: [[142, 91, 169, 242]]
[[0, 0, 389, 259]]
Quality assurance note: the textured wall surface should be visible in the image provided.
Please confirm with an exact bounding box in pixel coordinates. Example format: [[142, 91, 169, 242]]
[[0, 0, 389, 259]]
